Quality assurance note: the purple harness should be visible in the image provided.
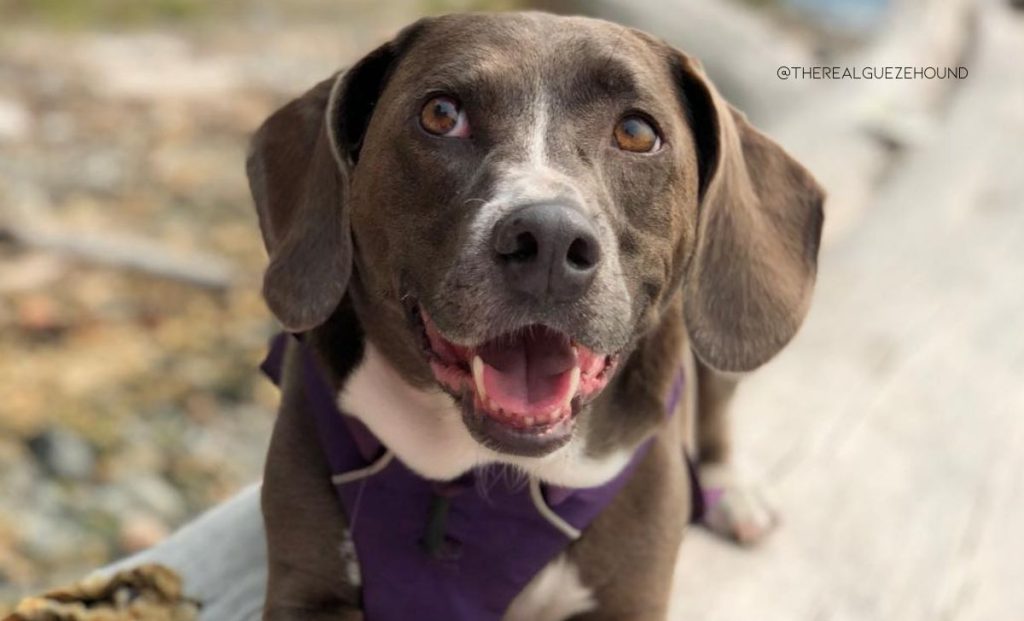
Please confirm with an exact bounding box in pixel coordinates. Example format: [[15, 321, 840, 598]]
[[261, 333, 702, 621]]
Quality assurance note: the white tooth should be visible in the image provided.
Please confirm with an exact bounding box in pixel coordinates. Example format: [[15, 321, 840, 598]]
[[566, 366, 581, 404], [524, 416, 535, 426], [472, 355, 488, 400]]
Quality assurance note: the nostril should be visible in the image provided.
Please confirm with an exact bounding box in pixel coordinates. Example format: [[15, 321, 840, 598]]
[[566, 236, 598, 270], [506, 232, 538, 263], [496, 228, 539, 263]]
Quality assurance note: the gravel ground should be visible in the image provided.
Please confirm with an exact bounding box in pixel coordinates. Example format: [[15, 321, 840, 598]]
[[0, 0, 507, 608]]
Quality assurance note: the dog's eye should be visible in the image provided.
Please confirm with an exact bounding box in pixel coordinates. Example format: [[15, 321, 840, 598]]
[[613, 116, 661, 153], [420, 96, 470, 138]]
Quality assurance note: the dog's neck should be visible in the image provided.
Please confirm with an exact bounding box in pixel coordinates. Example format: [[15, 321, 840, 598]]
[[337, 341, 634, 488]]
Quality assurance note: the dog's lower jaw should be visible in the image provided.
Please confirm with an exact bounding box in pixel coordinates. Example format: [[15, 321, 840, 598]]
[[337, 341, 633, 488]]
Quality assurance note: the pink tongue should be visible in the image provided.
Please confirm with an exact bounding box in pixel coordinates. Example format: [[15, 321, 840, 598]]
[[477, 329, 576, 416]]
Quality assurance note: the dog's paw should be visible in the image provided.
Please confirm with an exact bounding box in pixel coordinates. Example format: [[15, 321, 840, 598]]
[[698, 465, 777, 546]]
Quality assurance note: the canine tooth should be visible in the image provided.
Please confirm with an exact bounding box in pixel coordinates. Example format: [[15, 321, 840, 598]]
[[472, 356, 488, 400], [566, 366, 581, 403]]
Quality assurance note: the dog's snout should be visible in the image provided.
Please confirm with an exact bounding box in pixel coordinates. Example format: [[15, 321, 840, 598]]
[[492, 203, 602, 302]]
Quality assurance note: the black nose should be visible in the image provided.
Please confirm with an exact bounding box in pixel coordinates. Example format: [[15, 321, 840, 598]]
[[492, 203, 602, 302]]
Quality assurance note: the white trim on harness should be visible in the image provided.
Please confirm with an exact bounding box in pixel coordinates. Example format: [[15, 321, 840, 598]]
[[332, 450, 395, 486], [529, 477, 582, 540]]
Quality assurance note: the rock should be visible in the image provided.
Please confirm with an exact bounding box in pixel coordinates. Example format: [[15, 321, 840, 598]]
[[0, 253, 68, 295], [0, 97, 31, 142], [14, 294, 68, 339], [0, 440, 40, 497], [27, 429, 96, 481], [17, 512, 85, 567], [80, 33, 242, 101], [119, 474, 187, 522], [37, 111, 75, 144], [118, 512, 170, 553], [82, 149, 126, 192]]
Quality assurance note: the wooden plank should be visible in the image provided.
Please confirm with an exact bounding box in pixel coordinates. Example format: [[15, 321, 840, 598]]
[[671, 2, 1024, 619]]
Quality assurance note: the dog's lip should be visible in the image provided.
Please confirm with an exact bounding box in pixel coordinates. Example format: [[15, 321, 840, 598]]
[[409, 303, 617, 452], [458, 392, 577, 457]]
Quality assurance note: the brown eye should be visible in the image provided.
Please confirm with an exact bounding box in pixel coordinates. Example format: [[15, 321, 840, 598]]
[[420, 95, 469, 137], [613, 115, 661, 153]]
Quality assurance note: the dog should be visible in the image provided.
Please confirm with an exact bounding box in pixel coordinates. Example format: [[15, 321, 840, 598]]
[[247, 11, 823, 620]]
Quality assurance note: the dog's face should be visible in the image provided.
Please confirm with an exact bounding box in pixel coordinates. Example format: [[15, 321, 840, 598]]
[[248, 13, 823, 460], [350, 15, 700, 456]]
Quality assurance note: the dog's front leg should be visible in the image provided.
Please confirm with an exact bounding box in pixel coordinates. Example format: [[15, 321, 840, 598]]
[[564, 439, 688, 621], [262, 344, 362, 619], [263, 553, 362, 621], [264, 604, 362, 621], [695, 360, 777, 545]]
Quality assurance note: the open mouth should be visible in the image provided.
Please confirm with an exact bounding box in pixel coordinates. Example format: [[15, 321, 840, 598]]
[[411, 306, 618, 455]]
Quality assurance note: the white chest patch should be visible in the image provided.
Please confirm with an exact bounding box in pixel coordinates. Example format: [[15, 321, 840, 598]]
[[503, 554, 596, 621], [337, 342, 631, 488]]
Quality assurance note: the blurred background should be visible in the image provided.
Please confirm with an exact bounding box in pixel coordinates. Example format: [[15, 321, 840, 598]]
[[0, 0, 1021, 618]]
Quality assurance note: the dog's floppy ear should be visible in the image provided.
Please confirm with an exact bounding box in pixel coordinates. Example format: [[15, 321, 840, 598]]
[[245, 29, 417, 332], [673, 52, 825, 372]]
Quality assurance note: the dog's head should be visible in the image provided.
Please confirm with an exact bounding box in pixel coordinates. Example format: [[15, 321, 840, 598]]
[[247, 13, 823, 459]]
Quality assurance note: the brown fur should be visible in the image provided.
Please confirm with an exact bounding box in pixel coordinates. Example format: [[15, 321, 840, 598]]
[[247, 12, 824, 619]]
